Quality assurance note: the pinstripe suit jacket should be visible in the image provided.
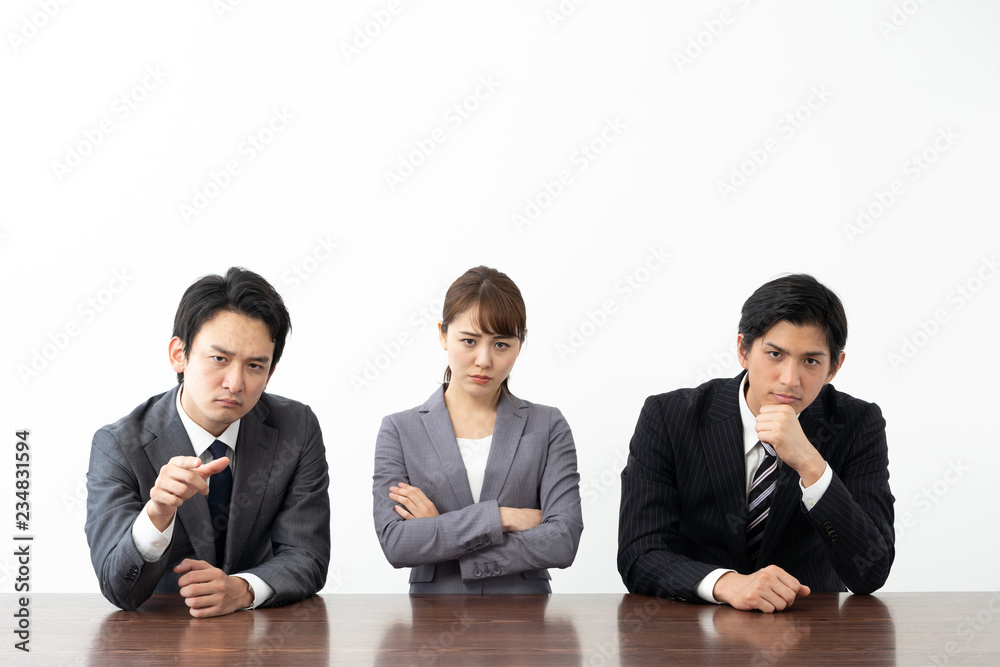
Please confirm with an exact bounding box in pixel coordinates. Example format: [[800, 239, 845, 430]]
[[85, 385, 331, 610], [372, 387, 584, 593], [618, 372, 894, 601]]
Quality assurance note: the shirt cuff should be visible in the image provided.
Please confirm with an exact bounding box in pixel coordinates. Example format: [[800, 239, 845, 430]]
[[233, 573, 274, 609], [696, 568, 734, 604], [799, 460, 832, 510], [131, 505, 175, 562]]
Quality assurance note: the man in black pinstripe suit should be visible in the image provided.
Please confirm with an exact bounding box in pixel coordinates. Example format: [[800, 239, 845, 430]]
[[618, 275, 894, 613]]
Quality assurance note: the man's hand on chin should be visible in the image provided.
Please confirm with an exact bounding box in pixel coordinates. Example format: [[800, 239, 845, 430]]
[[173, 559, 252, 618], [755, 404, 826, 487], [713, 565, 811, 613]]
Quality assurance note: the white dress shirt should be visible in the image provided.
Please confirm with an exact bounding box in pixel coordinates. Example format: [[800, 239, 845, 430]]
[[129, 386, 273, 608], [696, 374, 833, 603]]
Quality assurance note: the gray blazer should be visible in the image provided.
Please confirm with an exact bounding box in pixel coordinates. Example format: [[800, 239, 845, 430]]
[[85, 385, 331, 610], [372, 387, 584, 593]]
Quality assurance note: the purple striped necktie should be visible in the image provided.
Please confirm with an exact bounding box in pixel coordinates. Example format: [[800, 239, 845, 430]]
[[746, 440, 777, 564]]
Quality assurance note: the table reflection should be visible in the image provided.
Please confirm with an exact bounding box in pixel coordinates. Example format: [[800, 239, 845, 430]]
[[89, 595, 329, 667], [617, 594, 896, 666], [375, 595, 581, 666]]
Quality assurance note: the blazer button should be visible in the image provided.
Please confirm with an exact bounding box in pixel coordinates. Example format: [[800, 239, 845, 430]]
[[484, 536, 492, 546], [493, 566, 503, 576], [822, 522, 833, 531], [473, 565, 482, 578]]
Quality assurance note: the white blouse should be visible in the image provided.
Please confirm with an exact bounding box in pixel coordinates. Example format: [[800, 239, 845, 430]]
[[456, 435, 493, 503]]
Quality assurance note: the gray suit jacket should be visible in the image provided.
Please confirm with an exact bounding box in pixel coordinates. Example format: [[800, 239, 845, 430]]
[[85, 385, 331, 610], [372, 387, 583, 593]]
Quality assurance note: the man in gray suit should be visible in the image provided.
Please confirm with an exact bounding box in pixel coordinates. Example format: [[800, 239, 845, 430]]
[[85, 267, 330, 617]]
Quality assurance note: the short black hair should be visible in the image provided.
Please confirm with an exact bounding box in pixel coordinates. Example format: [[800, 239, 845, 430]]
[[738, 274, 847, 367], [172, 267, 291, 383]]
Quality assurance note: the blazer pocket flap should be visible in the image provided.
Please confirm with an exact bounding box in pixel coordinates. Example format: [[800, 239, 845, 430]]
[[520, 569, 551, 580], [408, 564, 437, 583]]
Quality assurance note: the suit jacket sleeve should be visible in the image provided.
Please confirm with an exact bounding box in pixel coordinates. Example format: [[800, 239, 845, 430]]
[[803, 401, 894, 594], [85, 427, 172, 611], [373, 415, 506, 568], [454, 407, 583, 581], [618, 395, 720, 601], [240, 407, 331, 606]]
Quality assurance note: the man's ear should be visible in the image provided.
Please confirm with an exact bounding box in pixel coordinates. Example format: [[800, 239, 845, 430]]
[[168, 337, 186, 374], [736, 333, 749, 370], [264, 363, 277, 390], [826, 351, 846, 383]]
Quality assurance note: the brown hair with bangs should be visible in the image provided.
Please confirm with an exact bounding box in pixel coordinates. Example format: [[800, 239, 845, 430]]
[[440, 266, 527, 391]]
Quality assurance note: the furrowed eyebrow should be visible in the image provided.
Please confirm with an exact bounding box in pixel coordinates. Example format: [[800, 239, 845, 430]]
[[209, 345, 271, 363], [763, 341, 827, 357], [458, 331, 515, 340]]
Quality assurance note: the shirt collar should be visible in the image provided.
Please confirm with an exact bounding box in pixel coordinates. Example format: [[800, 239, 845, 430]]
[[175, 385, 240, 457], [738, 374, 760, 457]]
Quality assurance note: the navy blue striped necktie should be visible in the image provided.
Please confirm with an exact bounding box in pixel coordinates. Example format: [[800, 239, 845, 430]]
[[746, 441, 777, 564], [207, 440, 232, 566]]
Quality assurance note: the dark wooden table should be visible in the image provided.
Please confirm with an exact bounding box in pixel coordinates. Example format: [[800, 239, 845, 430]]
[[5, 593, 1000, 665]]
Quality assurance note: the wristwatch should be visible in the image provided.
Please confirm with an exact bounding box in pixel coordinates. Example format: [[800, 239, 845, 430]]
[[244, 580, 256, 608]]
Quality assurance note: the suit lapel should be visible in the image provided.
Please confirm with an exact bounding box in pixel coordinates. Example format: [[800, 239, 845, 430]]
[[702, 374, 751, 565], [143, 386, 216, 564], [479, 391, 527, 502], [225, 397, 277, 570], [758, 388, 831, 566], [420, 388, 475, 507]]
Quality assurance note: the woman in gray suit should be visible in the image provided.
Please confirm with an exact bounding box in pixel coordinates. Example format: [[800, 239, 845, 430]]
[[372, 266, 584, 593]]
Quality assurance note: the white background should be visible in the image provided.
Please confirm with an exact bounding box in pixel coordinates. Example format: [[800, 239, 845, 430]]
[[1, 1, 998, 598]]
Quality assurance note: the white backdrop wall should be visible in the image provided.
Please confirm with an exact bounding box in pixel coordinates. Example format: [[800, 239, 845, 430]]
[[2, 1, 998, 597]]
